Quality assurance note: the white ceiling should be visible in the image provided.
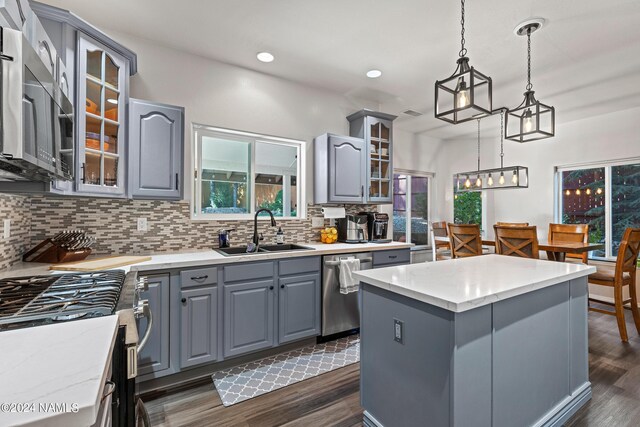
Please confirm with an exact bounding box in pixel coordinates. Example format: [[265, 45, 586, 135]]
[[43, 0, 640, 139]]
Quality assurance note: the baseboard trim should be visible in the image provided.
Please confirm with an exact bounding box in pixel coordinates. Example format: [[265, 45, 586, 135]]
[[363, 411, 384, 427], [537, 382, 592, 427]]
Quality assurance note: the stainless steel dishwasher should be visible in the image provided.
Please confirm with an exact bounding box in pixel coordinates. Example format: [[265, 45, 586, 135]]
[[321, 252, 373, 338]]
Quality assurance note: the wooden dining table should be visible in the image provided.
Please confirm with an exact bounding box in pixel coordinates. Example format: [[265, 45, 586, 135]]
[[433, 236, 605, 262]]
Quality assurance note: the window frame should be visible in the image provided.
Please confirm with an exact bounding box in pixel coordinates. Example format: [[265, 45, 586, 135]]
[[191, 124, 307, 221], [554, 156, 640, 261], [392, 169, 433, 249]]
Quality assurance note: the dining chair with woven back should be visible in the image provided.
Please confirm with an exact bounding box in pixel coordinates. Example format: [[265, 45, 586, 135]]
[[588, 227, 640, 342], [430, 221, 451, 261], [448, 223, 483, 258], [494, 225, 540, 259], [548, 223, 590, 263]]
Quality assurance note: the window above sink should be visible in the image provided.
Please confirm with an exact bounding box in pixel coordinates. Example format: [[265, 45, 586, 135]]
[[192, 124, 307, 220]]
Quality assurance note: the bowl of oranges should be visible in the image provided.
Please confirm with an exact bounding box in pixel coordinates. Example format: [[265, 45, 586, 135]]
[[320, 227, 338, 244]]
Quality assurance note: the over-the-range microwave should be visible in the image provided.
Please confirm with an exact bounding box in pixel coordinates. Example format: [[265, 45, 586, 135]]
[[0, 26, 73, 182]]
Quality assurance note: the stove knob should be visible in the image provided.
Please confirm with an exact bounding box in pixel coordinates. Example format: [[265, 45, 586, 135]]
[[136, 277, 149, 292], [134, 299, 149, 319]]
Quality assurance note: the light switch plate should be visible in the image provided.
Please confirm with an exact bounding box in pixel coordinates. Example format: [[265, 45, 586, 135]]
[[394, 318, 404, 344], [137, 217, 148, 232], [3, 219, 9, 239], [311, 217, 324, 228]]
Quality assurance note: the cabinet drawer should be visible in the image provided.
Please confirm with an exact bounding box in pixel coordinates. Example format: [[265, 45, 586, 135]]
[[279, 257, 321, 276], [373, 249, 410, 267], [180, 267, 218, 288], [224, 261, 274, 282]]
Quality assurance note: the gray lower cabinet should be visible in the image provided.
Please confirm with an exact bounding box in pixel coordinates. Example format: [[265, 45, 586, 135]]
[[137, 273, 170, 376], [179, 286, 217, 369], [278, 273, 321, 344], [224, 279, 276, 358], [128, 99, 184, 200]]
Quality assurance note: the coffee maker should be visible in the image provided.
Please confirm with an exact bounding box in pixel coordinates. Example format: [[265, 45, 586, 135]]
[[336, 214, 369, 243], [363, 212, 391, 243]]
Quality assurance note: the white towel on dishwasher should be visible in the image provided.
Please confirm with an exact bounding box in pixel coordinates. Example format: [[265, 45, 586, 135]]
[[339, 258, 361, 294]]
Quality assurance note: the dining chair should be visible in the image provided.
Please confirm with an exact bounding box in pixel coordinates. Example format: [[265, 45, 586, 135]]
[[496, 222, 530, 227], [430, 221, 451, 261], [588, 227, 640, 342], [494, 225, 540, 259], [548, 223, 590, 263], [448, 223, 483, 258]]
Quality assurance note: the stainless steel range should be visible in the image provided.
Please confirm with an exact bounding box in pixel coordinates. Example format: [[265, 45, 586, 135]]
[[0, 270, 152, 426], [0, 271, 125, 329]]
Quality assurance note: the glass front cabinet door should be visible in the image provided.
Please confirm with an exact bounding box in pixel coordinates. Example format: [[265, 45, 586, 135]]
[[76, 34, 128, 195], [347, 110, 397, 204]]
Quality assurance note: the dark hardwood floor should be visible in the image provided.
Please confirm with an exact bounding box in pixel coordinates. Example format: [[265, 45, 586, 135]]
[[145, 308, 640, 427]]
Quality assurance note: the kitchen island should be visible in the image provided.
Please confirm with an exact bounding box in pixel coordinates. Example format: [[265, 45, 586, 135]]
[[353, 255, 596, 427]]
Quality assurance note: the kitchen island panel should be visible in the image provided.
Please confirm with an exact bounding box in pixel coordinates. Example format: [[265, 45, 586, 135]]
[[360, 275, 591, 427], [360, 284, 453, 427]]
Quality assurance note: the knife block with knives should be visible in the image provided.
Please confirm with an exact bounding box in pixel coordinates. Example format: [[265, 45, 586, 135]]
[[23, 230, 95, 263]]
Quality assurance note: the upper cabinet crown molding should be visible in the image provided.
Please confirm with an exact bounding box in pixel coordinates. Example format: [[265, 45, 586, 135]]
[[346, 109, 398, 123], [29, 0, 137, 75]]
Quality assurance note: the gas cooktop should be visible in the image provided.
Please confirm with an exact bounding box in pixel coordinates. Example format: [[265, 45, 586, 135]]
[[0, 270, 125, 330]]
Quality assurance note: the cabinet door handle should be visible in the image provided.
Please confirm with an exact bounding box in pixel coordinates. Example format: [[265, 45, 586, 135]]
[[191, 275, 208, 281], [269, 286, 274, 290], [181, 297, 186, 303], [361, 185, 364, 198], [81, 163, 86, 183], [175, 173, 179, 190], [280, 284, 285, 289]]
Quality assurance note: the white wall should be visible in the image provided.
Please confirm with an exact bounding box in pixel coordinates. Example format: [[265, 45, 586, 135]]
[[107, 30, 378, 202]]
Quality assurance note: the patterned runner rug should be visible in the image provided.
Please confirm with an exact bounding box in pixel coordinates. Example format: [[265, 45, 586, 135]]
[[212, 335, 360, 406]]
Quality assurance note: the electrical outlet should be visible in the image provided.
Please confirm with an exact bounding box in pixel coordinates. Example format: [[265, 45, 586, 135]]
[[311, 217, 324, 228], [394, 319, 404, 344], [3, 219, 9, 239], [137, 217, 148, 232]]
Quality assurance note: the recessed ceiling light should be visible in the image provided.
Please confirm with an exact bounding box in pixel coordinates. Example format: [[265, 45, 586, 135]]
[[366, 69, 382, 78], [257, 52, 274, 63]]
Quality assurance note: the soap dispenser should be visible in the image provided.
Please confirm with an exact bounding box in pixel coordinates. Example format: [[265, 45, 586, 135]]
[[275, 227, 285, 245]]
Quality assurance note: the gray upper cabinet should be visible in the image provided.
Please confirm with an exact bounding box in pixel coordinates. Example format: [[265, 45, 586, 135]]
[[347, 109, 397, 204], [223, 279, 276, 358], [180, 286, 217, 369], [128, 99, 184, 200], [137, 273, 171, 377], [314, 133, 367, 204], [76, 33, 128, 196], [278, 273, 321, 344]]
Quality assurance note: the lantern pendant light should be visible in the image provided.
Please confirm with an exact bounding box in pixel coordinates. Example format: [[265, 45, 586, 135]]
[[435, 0, 493, 124], [506, 18, 555, 142], [455, 110, 529, 193]]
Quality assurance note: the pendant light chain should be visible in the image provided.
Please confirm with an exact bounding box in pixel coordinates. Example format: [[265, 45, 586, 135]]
[[526, 29, 533, 91], [500, 110, 504, 168], [477, 118, 481, 171], [459, 0, 467, 57]]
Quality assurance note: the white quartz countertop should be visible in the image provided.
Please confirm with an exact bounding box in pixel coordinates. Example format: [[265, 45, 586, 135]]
[[352, 254, 596, 313], [129, 241, 413, 272], [0, 241, 413, 279], [0, 315, 119, 427]]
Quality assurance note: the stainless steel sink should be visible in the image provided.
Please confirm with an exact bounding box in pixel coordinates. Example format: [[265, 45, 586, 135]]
[[260, 244, 314, 252], [214, 244, 314, 256], [214, 246, 267, 256]]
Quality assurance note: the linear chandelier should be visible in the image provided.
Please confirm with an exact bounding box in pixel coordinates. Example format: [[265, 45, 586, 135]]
[[506, 18, 555, 142], [434, 0, 492, 124], [455, 111, 529, 193]]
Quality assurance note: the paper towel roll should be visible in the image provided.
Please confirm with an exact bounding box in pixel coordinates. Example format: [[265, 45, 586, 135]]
[[321, 207, 346, 219]]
